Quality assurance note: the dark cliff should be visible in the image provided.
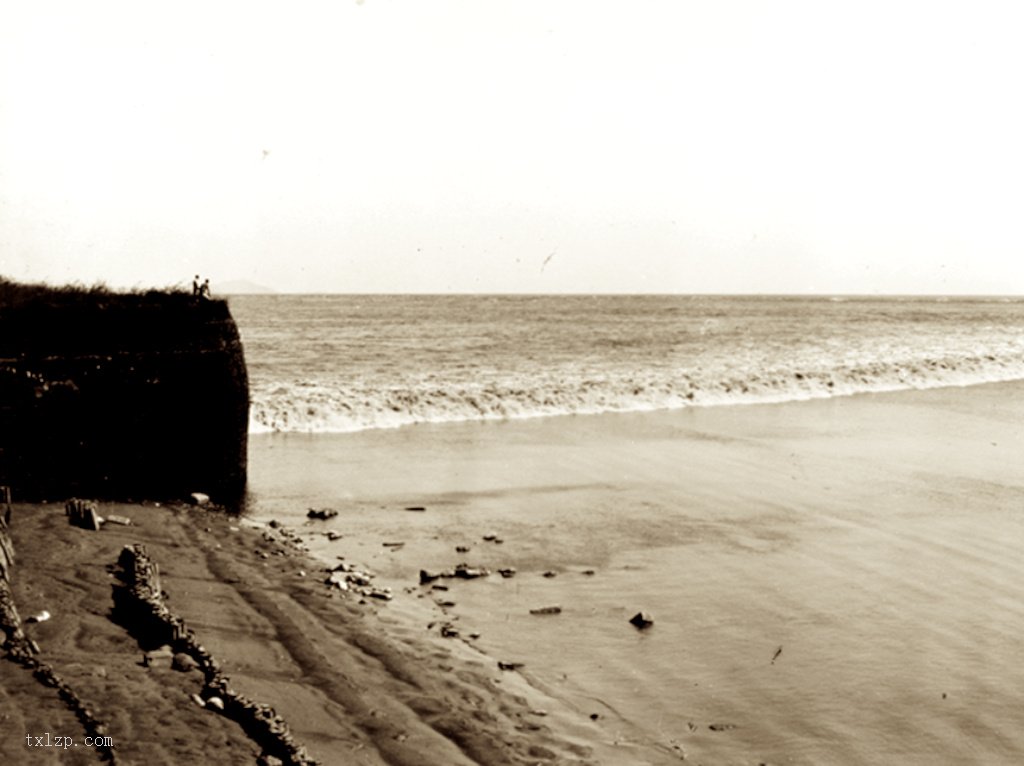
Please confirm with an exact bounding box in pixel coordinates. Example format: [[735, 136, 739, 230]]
[[0, 280, 249, 505]]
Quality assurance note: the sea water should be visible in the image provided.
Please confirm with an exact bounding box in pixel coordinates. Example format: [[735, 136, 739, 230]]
[[228, 294, 1024, 435], [231, 295, 1024, 765]]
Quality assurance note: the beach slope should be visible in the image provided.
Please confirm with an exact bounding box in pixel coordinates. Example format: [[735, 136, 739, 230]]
[[0, 499, 680, 765]]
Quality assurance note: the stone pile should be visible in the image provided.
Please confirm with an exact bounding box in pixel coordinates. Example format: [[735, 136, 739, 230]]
[[260, 523, 310, 556], [324, 561, 392, 601], [115, 543, 318, 766]]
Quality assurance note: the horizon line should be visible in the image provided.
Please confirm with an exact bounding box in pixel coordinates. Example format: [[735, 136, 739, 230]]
[[214, 290, 1024, 299]]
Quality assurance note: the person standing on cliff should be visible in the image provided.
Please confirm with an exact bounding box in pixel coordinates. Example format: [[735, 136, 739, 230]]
[[201, 279, 211, 298], [192, 275, 201, 296]]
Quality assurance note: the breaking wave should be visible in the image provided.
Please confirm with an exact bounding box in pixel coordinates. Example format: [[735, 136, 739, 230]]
[[249, 351, 1024, 434]]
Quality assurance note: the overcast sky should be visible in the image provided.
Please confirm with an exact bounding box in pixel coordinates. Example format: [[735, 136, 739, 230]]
[[2, 1, 1023, 294]]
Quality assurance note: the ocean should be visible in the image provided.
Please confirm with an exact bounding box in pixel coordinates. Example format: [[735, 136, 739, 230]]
[[232, 294, 1024, 765], [228, 294, 1024, 434]]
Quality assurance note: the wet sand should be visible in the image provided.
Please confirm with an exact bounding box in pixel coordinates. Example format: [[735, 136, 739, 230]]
[[248, 381, 1024, 765], [3, 381, 1022, 765]]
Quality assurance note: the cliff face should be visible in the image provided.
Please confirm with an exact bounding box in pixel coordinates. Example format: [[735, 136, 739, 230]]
[[0, 286, 249, 505]]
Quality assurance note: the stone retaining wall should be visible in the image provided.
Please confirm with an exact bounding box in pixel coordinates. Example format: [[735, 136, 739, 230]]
[[114, 543, 317, 766]]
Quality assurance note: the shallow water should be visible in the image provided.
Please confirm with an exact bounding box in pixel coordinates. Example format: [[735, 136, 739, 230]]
[[246, 384, 1024, 765]]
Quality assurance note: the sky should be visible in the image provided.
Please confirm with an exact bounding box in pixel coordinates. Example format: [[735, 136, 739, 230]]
[[2, 1, 1023, 295]]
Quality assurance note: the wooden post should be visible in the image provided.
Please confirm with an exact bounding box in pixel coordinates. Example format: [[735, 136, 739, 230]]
[[0, 486, 13, 583]]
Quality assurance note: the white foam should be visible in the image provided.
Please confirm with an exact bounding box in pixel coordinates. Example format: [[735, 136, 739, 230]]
[[248, 351, 1024, 434]]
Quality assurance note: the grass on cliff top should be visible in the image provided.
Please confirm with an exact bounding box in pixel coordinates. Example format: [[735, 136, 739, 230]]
[[0, 277, 220, 312]]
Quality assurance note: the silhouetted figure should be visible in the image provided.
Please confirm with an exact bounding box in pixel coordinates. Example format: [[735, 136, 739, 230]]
[[201, 279, 211, 299], [192, 275, 201, 296]]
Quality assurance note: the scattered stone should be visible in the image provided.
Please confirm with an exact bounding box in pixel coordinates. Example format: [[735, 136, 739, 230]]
[[498, 661, 525, 671], [542, 570, 557, 578], [482, 533, 498, 541], [306, 508, 338, 520], [436, 600, 456, 608], [297, 570, 306, 578], [382, 541, 405, 548], [205, 696, 225, 711], [582, 569, 596, 576], [104, 514, 132, 526], [190, 693, 205, 707], [440, 623, 460, 638], [529, 605, 562, 615], [468, 632, 481, 639], [143, 645, 174, 667], [325, 531, 342, 541], [531, 709, 548, 717], [589, 713, 600, 721], [629, 611, 654, 630], [325, 572, 349, 589], [188, 492, 210, 506], [431, 584, 449, 591], [269, 519, 280, 529], [498, 568, 517, 578], [257, 755, 284, 766], [453, 563, 489, 579], [26, 610, 51, 623], [172, 653, 198, 673], [455, 545, 470, 553], [709, 723, 737, 731], [420, 569, 442, 585], [404, 506, 426, 512]]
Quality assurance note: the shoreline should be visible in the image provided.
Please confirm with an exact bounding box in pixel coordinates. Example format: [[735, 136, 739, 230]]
[[247, 379, 1024, 765], [3, 379, 1023, 764]]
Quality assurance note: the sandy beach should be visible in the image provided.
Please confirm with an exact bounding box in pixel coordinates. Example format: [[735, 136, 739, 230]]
[[247, 380, 1024, 765], [3, 381, 1023, 764], [1, 500, 645, 765]]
